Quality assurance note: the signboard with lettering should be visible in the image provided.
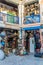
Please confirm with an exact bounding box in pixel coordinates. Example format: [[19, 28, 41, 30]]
[[7, 14, 19, 24], [23, 14, 40, 24], [7, 14, 14, 23]]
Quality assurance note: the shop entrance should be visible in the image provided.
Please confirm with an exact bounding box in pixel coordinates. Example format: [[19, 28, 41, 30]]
[[24, 30, 40, 53], [0, 28, 19, 55]]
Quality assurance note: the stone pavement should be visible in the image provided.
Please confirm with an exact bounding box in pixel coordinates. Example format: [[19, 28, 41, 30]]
[[0, 54, 43, 65]]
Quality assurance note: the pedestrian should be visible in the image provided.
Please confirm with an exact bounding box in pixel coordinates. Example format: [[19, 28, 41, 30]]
[[36, 39, 41, 53], [25, 32, 29, 53]]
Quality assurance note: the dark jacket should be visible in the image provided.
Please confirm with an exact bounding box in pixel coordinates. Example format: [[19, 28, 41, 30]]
[[36, 42, 41, 49]]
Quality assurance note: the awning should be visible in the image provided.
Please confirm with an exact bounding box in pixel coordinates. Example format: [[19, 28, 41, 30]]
[[22, 26, 41, 31]]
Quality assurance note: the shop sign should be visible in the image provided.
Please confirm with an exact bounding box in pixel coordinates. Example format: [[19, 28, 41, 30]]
[[14, 16, 19, 24], [24, 14, 40, 24], [7, 14, 19, 24], [7, 14, 14, 24]]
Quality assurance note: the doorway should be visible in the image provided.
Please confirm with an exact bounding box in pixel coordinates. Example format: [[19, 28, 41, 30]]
[[24, 30, 40, 53], [0, 28, 19, 55]]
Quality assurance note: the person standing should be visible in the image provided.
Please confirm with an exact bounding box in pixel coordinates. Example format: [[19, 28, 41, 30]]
[[35, 39, 41, 53], [25, 32, 30, 53], [34, 30, 40, 52]]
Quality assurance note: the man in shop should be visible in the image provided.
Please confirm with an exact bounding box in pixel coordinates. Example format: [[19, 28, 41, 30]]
[[34, 30, 40, 52], [36, 39, 41, 53], [34, 39, 42, 57], [25, 31, 30, 53]]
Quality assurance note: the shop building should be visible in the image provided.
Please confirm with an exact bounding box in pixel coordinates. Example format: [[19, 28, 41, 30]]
[[0, 0, 43, 54]]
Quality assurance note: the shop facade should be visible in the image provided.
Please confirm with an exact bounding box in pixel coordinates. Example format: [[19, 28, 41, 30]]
[[0, 0, 43, 54]]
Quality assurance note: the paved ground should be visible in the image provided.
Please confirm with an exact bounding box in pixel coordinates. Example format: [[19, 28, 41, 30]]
[[0, 53, 43, 65]]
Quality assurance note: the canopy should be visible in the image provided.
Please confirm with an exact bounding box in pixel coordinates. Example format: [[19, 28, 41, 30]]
[[22, 26, 41, 31]]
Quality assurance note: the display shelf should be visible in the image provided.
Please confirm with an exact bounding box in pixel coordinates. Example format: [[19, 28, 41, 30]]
[[24, 1, 39, 16], [0, 2, 19, 28], [23, 0, 40, 24], [0, 2, 18, 16]]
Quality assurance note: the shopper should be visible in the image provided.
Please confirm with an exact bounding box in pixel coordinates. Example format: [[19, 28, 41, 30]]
[[34, 39, 42, 57], [36, 39, 41, 53], [25, 32, 29, 53], [34, 30, 40, 52]]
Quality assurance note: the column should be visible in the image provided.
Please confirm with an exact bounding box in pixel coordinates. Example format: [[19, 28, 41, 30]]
[[21, 5, 25, 47], [22, 4, 24, 24], [18, 1, 22, 42], [22, 30, 25, 47]]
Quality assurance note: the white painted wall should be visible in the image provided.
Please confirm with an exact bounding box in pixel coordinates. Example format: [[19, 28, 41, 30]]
[[40, 4, 43, 23]]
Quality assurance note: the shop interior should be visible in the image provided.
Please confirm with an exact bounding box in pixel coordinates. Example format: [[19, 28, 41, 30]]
[[0, 0, 42, 58], [23, 1, 40, 24], [24, 29, 40, 53], [0, 1, 19, 24], [0, 28, 19, 55], [0, 0, 20, 56]]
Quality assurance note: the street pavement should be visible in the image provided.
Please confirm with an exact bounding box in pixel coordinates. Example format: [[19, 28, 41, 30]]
[[0, 53, 43, 65]]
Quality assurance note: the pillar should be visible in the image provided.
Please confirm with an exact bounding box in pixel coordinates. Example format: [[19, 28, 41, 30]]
[[18, 1, 22, 43]]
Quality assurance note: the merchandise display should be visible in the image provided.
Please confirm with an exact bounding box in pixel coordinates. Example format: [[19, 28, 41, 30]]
[[0, 3, 19, 24], [0, 0, 42, 60], [0, 3, 18, 16], [24, 1, 40, 24], [0, 28, 19, 56], [22, 30, 41, 53]]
